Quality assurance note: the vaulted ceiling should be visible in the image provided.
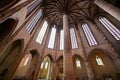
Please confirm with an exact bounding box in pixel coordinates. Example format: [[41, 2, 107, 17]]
[[41, 0, 118, 27]]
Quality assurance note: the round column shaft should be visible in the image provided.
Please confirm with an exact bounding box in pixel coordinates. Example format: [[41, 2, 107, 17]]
[[63, 14, 76, 80]]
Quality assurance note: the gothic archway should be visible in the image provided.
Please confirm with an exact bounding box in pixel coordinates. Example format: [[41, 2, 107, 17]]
[[88, 50, 119, 80], [25, 50, 40, 80], [56, 56, 63, 80], [0, 39, 23, 80], [0, 19, 17, 44], [73, 55, 87, 80], [13, 53, 32, 79], [38, 56, 52, 80]]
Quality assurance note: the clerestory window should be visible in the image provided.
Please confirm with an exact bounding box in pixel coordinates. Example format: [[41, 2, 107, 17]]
[[99, 16, 120, 40], [48, 25, 56, 49], [70, 27, 78, 49], [36, 21, 48, 44], [26, 9, 42, 34], [82, 23, 97, 46], [60, 29, 64, 50]]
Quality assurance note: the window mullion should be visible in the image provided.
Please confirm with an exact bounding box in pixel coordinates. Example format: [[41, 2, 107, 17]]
[[36, 21, 48, 44], [73, 28, 78, 48], [104, 18, 120, 34], [103, 18, 120, 39], [84, 25, 95, 45], [85, 24, 95, 45], [85, 24, 97, 45], [100, 19, 119, 40], [100, 19, 118, 39], [102, 18, 119, 37], [83, 25, 93, 46], [48, 26, 56, 49]]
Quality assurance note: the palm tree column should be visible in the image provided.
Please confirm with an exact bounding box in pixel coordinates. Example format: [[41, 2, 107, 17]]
[[63, 14, 76, 80]]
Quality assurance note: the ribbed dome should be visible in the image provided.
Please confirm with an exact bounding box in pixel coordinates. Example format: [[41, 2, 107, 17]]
[[42, 0, 100, 27]]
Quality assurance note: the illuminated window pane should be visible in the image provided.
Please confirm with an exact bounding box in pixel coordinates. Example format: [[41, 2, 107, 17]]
[[26, 9, 42, 34], [96, 56, 104, 66], [48, 25, 56, 49], [60, 30, 64, 50], [45, 62, 48, 69], [40, 63, 44, 68], [27, 0, 42, 16], [82, 23, 97, 46], [24, 57, 30, 66], [36, 21, 48, 44], [76, 59, 81, 68], [99, 16, 120, 40], [70, 27, 78, 49]]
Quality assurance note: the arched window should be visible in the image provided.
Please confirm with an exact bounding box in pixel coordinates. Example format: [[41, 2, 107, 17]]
[[26, 9, 42, 34], [24, 57, 30, 66], [76, 58, 81, 68], [48, 25, 56, 49], [40, 62, 44, 68], [38, 57, 51, 79], [70, 27, 78, 49], [27, 0, 42, 17], [82, 23, 97, 46], [36, 21, 48, 44], [99, 16, 120, 40], [60, 29, 64, 50], [96, 56, 104, 66]]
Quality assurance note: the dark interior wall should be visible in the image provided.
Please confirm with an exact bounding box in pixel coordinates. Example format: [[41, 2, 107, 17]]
[[0, 19, 17, 43], [0, 0, 20, 11], [114, 0, 120, 8], [105, 0, 120, 8], [0, 40, 22, 80]]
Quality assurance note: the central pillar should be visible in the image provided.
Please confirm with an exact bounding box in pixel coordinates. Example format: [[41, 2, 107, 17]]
[[94, 0, 120, 22], [63, 14, 76, 80]]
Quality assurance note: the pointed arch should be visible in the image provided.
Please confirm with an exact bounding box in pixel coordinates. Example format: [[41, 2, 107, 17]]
[[0, 18, 18, 44], [43, 54, 54, 62], [22, 49, 40, 80], [38, 56, 52, 80], [56, 56, 63, 62], [88, 48, 115, 60], [13, 53, 32, 79], [88, 49, 119, 80], [72, 54, 87, 79], [56, 56, 63, 80], [0, 39, 23, 80], [13, 49, 40, 80]]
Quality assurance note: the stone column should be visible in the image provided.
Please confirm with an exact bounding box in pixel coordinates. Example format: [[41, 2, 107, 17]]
[[94, 0, 120, 22], [63, 14, 76, 80], [84, 61, 95, 80], [51, 62, 57, 80], [33, 57, 41, 80]]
